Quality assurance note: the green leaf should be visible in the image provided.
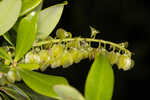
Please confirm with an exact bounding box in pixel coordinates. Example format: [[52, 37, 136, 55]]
[[85, 55, 114, 100], [18, 64, 40, 70], [0, 47, 11, 61], [13, 1, 43, 31], [12, 17, 22, 32], [33, 0, 43, 13], [18, 68, 69, 99], [2, 29, 17, 46], [20, 0, 42, 16], [2, 32, 14, 46], [0, 0, 22, 35], [0, 84, 31, 100], [36, 1, 67, 40], [0, 64, 9, 73], [0, 92, 10, 100], [53, 85, 85, 100], [15, 12, 38, 62], [16, 83, 55, 100]]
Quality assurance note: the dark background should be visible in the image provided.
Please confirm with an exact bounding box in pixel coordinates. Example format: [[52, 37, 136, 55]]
[[0, 0, 148, 100], [0, 0, 149, 100], [42, 0, 150, 100]]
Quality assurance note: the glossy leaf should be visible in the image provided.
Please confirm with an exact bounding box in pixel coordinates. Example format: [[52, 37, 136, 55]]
[[0, 64, 9, 73], [0, 84, 30, 100], [85, 55, 114, 100], [0, 47, 11, 61], [0, 92, 10, 100], [53, 85, 85, 100], [15, 12, 38, 62], [18, 68, 69, 99], [20, 0, 42, 16], [18, 64, 40, 70], [33, 0, 43, 13], [0, 0, 21, 35], [15, 1, 43, 32], [36, 1, 67, 40]]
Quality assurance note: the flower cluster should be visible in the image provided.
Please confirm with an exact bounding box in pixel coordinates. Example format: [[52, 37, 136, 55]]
[[24, 37, 134, 71], [0, 28, 134, 84]]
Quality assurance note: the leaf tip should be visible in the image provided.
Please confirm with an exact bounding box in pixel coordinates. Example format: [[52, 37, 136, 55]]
[[63, 1, 68, 5]]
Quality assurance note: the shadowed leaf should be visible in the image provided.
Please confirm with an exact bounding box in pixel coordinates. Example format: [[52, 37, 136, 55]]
[[0, 84, 31, 100], [0, 64, 9, 73], [0, 47, 11, 61], [54, 85, 85, 100]]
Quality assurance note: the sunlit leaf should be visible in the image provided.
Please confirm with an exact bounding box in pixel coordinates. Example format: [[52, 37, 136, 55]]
[[33, 0, 43, 13], [53, 85, 85, 100], [20, 0, 42, 16], [15, 12, 38, 62], [36, 1, 68, 40], [0, 0, 21, 35], [0, 47, 11, 61], [0, 64, 9, 73], [85, 55, 114, 100], [0, 84, 31, 100], [18, 64, 39, 70], [18, 68, 69, 99]]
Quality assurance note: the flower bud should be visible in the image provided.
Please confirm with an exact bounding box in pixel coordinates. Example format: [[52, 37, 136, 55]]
[[25, 51, 40, 64], [107, 52, 120, 65], [60, 50, 73, 68], [88, 47, 94, 60], [51, 61, 61, 68], [56, 28, 72, 39], [7, 70, 17, 83], [94, 48, 101, 58], [50, 44, 64, 59], [70, 48, 82, 63], [39, 50, 50, 71], [130, 59, 135, 69], [117, 54, 132, 70], [100, 48, 108, 56], [80, 49, 89, 59]]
